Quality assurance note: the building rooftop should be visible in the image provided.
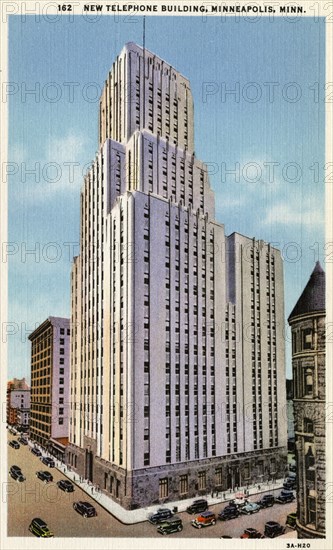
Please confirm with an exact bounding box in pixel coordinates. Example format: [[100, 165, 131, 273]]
[[288, 261, 325, 321]]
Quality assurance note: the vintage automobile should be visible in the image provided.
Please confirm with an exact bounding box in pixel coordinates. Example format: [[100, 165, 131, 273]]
[[218, 505, 240, 521], [240, 528, 265, 539], [73, 501, 97, 518], [157, 517, 183, 535], [191, 511, 217, 528], [264, 521, 285, 538], [148, 508, 173, 524], [28, 518, 54, 538], [240, 501, 261, 515], [186, 499, 208, 514], [275, 490, 295, 504], [286, 512, 297, 529]]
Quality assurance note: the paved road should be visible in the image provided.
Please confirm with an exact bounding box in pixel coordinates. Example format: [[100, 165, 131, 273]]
[[7, 433, 296, 538]]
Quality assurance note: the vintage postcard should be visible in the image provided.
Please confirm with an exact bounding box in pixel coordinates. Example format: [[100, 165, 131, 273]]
[[0, 1, 332, 549]]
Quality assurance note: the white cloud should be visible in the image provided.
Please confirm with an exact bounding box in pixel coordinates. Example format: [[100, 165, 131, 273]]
[[10, 130, 93, 203], [263, 200, 324, 228]]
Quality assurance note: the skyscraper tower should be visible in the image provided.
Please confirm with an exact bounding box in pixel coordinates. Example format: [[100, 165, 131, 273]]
[[67, 43, 287, 509]]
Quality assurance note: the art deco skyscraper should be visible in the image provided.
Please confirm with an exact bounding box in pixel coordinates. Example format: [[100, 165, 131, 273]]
[[67, 43, 287, 509]]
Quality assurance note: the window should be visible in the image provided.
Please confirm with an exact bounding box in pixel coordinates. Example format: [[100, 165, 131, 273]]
[[60, 358, 64, 365], [304, 368, 314, 397], [60, 328, 65, 335], [307, 495, 317, 526], [60, 348, 64, 355], [179, 474, 188, 494], [60, 338, 65, 345], [304, 418, 314, 433], [198, 471, 206, 490], [302, 328, 313, 350], [159, 478, 168, 498], [292, 331, 297, 354], [58, 418, 64, 425], [215, 468, 222, 485]]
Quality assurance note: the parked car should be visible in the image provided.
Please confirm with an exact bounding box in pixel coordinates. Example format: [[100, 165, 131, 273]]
[[31, 447, 42, 457], [289, 464, 297, 473], [240, 501, 261, 515], [264, 521, 285, 538], [73, 501, 97, 518], [186, 499, 208, 514], [283, 473, 297, 490], [9, 465, 25, 482], [148, 508, 173, 524], [29, 517, 54, 538], [240, 528, 265, 539], [256, 494, 275, 508], [286, 512, 297, 529], [57, 479, 74, 492], [36, 471, 53, 483], [157, 516, 183, 535], [18, 437, 28, 445], [218, 506, 240, 521], [8, 440, 20, 449], [191, 511, 216, 528], [275, 490, 295, 504], [41, 456, 55, 468], [9, 427, 17, 435]]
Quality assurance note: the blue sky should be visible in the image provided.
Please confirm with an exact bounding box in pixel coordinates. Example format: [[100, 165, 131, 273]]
[[8, 15, 325, 380]]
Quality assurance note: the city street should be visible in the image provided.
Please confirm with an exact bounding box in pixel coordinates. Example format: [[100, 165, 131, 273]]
[[7, 433, 296, 538]]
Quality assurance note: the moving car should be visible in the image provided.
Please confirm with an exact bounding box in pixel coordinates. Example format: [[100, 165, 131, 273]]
[[275, 490, 295, 504], [240, 528, 265, 539], [73, 501, 97, 517], [289, 464, 297, 473], [18, 437, 28, 445], [57, 479, 74, 492], [218, 503, 240, 521], [9, 465, 25, 482], [29, 517, 54, 538], [240, 501, 261, 515], [41, 456, 55, 468], [9, 427, 17, 435], [157, 517, 183, 535], [31, 447, 42, 457], [36, 471, 53, 483], [256, 494, 275, 508], [264, 521, 285, 538], [186, 499, 208, 514], [148, 508, 173, 524], [191, 511, 216, 528], [286, 512, 297, 529], [8, 440, 20, 449]]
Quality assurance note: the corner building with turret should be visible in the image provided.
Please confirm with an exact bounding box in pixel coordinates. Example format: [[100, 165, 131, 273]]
[[288, 262, 326, 538], [66, 43, 287, 509]]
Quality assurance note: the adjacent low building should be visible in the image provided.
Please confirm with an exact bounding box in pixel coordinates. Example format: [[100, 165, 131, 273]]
[[6, 378, 30, 431], [28, 316, 70, 459], [288, 262, 326, 538]]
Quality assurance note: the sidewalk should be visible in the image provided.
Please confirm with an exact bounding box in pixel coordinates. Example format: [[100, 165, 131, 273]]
[[28, 440, 285, 525]]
